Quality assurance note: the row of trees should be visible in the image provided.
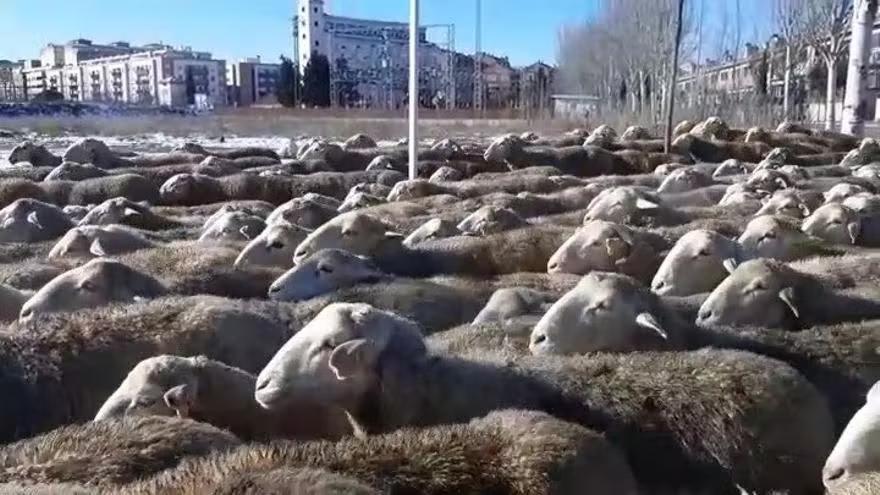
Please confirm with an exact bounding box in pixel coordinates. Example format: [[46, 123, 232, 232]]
[[556, 0, 878, 135], [276, 52, 331, 108]]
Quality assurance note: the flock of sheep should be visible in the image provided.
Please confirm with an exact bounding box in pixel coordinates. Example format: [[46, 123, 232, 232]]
[[1, 117, 880, 493]]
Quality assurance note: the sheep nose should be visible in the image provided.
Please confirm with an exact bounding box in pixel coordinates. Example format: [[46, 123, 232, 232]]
[[697, 308, 713, 322], [255, 375, 271, 392], [531, 333, 547, 345], [653, 280, 666, 291], [823, 466, 845, 484], [19, 308, 33, 321], [547, 261, 559, 272], [268, 285, 281, 294]]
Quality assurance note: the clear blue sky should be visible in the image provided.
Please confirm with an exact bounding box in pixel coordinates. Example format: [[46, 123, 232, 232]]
[[0, 0, 771, 67]]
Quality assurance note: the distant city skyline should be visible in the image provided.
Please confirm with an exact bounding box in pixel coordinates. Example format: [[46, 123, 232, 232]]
[[0, 1, 773, 68]]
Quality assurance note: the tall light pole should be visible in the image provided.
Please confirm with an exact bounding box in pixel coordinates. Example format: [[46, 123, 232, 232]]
[[474, 0, 482, 116], [408, 0, 419, 180], [783, 42, 791, 119]]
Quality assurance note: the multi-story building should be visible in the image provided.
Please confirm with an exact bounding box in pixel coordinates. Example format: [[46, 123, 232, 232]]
[[295, 0, 458, 108], [227, 58, 281, 106], [20, 39, 226, 108]]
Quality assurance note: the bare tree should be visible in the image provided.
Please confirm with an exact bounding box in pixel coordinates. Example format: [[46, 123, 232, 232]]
[[796, 0, 853, 129], [665, 0, 687, 152], [841, 0, 878, 135]]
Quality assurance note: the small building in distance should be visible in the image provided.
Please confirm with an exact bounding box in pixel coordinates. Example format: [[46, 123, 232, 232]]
[[227, 57, 281, 107], [0, 60, 25, 101], [551, 94, 601, 121], [20, 39, 226, 108]]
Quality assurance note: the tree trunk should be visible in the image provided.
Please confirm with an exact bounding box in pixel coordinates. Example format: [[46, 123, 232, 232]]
[[826, 57, 838, 130], [639, 69, 647, 115], [665, 0, 686, 153], [842, 0, 878, 136]]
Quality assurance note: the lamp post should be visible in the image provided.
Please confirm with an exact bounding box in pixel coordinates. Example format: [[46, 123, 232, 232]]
[[408, 0, 419, 180]]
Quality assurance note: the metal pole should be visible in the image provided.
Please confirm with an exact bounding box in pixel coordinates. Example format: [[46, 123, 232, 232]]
[[783, 43, 791, 119], [474, 0, 482, 115], [408, 0, 419, 180]]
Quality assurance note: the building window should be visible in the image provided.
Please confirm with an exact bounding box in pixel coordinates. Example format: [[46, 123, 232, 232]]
[[314, 21, 318, 27], [315, 41, 320, 47], [302, 34, 306, 39], [314, 7, 318, 12]]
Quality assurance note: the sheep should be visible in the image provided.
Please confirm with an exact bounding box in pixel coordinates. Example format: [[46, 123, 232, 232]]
[[0, 283, 32, 322], [116, 241, 283, 299], [94, 355, 351, 441], [650, 229, 744, 296], [737, 214, 833, 261], [293, 211, 403, 264], [62, 174, 161, 206], [753, 189, 815, 218], [546, 220, 661, 283], [801, 203, 862, 245], [690, 116, 730, 140], [843, 192, 880, 215], [823, 382, 880, 489], [268, 248, 385, 302], [7, 141, 62, 168], [672, 133, 770, 163], [62, 138, 133, 169], [0, 295, 298, 441], [254, 303, 834, 494], [0, 416, 240, 487], [233, 222, 310, 269], [0, 199, 73, 242], [347, 182, 392, 199], [471, 287, 552, 325], [483, 134, 641, 177], [342, 133, 378, 150], [18, 258, 168, 322], [428, 166, 464, 183], [337, 191, 385, 213], [43, 162, 108, 182], [673, 119, 696, 136], [530, 272, 684, 354], [656, 167, 714, 194], [122, 409, 637, 495], [825, 182, 869, 203], [402, 218, 460, 246], [263, 196, 336, 229], [581, 186, 661, 224], [294, 211, 578, 277], [696, 258, 880, 329], [455, 205, 527, 236], [174, 142, 280, 161], [48, 225, 157, 261], [78, 197, 181, 230], [197, 211, 265, 243]]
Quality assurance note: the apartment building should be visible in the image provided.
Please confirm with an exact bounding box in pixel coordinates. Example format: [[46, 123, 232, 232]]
[[20, 39, 226, 108], [227, 58, 281, 106]]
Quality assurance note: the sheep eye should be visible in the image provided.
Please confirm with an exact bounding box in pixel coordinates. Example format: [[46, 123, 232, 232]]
[[697, 248, 710, 257], [342, 230, 357, 236], [318, 264, 334, 274], [764, 231, 777, 239], [321, 341, 335, 350], [133, 397, 156, 408], [268, 241, 284, 249], [595, 300, 610, 310], [753, 281, 767, 291], [79, 280, 96, 292], [830, 219, 842, 225]]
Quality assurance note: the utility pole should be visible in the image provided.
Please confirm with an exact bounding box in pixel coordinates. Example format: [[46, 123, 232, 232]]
[[783, 42, 791, 119], [474, 0, 483, 116], [408, 0, 419, 180]]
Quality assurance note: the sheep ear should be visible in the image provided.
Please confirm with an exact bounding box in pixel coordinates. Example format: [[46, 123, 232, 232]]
[[27, 211, 43, 229], [723, 258, 738, 274], [122, 207, 141, 218], [635, 312, 668, 339], [636, 198, 659, 210], [799, 204, 811, 217], [163, 384, 196, 418], [775, 178, 789, 189], [239, 226, 253, 240], [848, 222, 861, 244], [778, 287, 800, 318], [0, 217, 13, 229], [89, 239, 108, 257], [328, 339, 379, 381]]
